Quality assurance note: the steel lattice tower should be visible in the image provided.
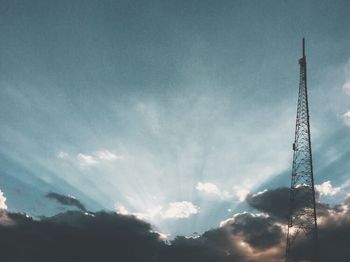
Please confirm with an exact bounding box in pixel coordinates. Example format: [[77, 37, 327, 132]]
[[285, 39, 318, 262]]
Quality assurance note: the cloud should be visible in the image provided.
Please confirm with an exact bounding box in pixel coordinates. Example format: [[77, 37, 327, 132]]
[[96, 150, 121, 161], [316, 181, 341, 196], [0, 191, 12, 226], [233, 186, 252, 202], [0, 211, 13, 226], [58, 149, 122, 168], [77, 153, 98, 166], [115, 205, 130, 215], [116, 201, 199, 220], [196, 182, 235, 200], [343, 111, 350, 127], [46, 192, 87, 212], [4, 189, 350, 261], [0, 210, 165, 262], [0, 209, 249, 262], [246, 186, 326, 221], [0, 190, 7, 210], [246, 187, 290, 220], [244, 187, 350, 261], [196, 182, 221, 195], [221, 212, 283, 250], [160, 201, 199, 219], [2, 188, 350, 261]]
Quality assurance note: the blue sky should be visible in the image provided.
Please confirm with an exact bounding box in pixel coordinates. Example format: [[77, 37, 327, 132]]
[[0, 0, 349, 237]]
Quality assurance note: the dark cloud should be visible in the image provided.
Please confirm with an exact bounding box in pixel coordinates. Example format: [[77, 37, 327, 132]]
[[0, 209, 271, 262], [0, 211, 164, 262], [228, 213, 283, 249], [46, 192, 87, 212], [246, 188, 290, 220], [246, 187, 322, 220], [0, 208, 290, 262], [246, 187, 350, 261], [1, 189, 350, 261], [162, 234, 244, 262]]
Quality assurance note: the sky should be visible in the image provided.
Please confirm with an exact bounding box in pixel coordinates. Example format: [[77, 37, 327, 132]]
[[0, 0, 349, 239]]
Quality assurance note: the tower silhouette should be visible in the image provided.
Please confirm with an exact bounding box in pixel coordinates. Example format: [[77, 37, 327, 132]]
[[285, 39, 318, 262]]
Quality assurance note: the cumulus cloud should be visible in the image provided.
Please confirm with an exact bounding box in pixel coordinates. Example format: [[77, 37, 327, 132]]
[[246, 187, 290, 220], [116, 201, 199, 220], [196, 182, 221, 195], [195, 182, 252, 202], [221, 212, 283, 250], [0, 190, 7, 210], [46, 192, 87, 212], [343, 111, 350, 127], [160, 201, 199, 219], [316, 181, 341, 196], [0, 191, 11, 226]]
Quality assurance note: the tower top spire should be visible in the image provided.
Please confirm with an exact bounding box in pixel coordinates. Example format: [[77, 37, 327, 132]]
[[302, 38, 305, 57]]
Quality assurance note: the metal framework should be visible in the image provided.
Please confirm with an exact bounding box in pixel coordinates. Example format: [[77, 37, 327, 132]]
[[285, 39, 318, 262]]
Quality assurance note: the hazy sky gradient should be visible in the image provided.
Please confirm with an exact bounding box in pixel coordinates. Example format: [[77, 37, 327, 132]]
[[0, 0, 349, 236]]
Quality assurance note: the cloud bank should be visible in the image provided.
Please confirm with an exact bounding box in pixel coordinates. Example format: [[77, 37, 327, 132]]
[[1, 188, 350, 261]]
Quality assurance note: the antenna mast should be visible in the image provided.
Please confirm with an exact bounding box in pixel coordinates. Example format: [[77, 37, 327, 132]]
[[285, 38, 318, 262]]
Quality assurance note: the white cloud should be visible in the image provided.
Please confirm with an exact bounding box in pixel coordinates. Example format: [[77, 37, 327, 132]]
[[151, 230, 170, 241], [251, 189, 268, 198], [232, 184, 253, 202], [115, 201, 199, 221], [58, 149, 122, 168], [196, 182, 221, 195], [235, 189, 250, 202], [316, 181, 341, 196], [77, 153, 98, 166], [196, 182, 233, 200], [136, 206, 164, 220], [343, 111, 350, 127], [96, 150, 121, 161], [115, 205, 130, 215], [0, 190, 7, 210], [196, 182, 252, 202], [160, 201, 199, 219]]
